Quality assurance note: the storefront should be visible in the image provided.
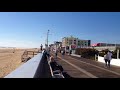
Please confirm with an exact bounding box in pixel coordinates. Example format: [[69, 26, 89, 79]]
[[70, 45, 76, 54]]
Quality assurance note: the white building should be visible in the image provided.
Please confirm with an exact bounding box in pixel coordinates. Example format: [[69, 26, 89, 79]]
[[62, 36, 91, 50]]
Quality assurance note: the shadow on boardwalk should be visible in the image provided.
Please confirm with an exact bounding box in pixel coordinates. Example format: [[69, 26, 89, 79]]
[[62, 72, 73, 78]]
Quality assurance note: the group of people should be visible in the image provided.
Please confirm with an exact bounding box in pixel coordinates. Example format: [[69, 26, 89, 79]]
[[104, 51, 113, 68], [54, 49, 73, 59], [44, 46, 113, 69], [54, 49, 70, 59]]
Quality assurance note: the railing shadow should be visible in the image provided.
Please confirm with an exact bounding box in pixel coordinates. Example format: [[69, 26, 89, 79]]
[[62, 72, 73, 78], [34, 51, 73, 78]]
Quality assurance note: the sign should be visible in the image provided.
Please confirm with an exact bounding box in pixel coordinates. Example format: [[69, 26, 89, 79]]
[[71, 45, 76, 49]]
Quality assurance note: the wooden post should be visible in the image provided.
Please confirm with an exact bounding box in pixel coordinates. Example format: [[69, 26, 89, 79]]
[[117, 49, 119, 59], [26, 51, 28, 57], [33, 52, 34, 57]]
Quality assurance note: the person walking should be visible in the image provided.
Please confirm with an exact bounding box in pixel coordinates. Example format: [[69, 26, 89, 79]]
[[104, 52, 108, 68], [104, 51, 112, 68], [107, 51, 112, 68], [40, 44, 43, 51], [62, 49, 65, 58], [55, 49, 58, 59], [69, 49, 72, 56]]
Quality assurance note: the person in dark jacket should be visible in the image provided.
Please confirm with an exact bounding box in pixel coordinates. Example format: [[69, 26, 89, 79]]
[[50, 56, 63, 72], [62, 49, 65, 58], [69, 49, 72, 55], [40, 44, 43, 51]]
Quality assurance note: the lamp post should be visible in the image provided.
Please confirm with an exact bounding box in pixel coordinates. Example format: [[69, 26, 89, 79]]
[[45, 30, 50, 50], [47, 30, 49, 47]]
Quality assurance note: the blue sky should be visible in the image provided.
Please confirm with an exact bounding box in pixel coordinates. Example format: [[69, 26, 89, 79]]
[[0, 12, 120, 48]]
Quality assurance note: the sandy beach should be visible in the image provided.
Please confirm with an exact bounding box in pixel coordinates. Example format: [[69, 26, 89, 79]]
[[0, 48, 39, 78]]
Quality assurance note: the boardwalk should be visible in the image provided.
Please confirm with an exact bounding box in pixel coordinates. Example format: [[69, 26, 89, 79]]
[[51, 52, 120, 78]]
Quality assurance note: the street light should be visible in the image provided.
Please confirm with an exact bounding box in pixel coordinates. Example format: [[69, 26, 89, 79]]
[[47, 30, 49, 47], [45, 30, 50, 49]]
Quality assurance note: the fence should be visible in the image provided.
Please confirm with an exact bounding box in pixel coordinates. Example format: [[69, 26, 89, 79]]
[[21, 50, 40, 62]]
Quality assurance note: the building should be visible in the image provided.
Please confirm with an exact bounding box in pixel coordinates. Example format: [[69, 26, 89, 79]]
[[62, 36, 91, 50], [53, 41, 62, 50], [91, 43, 120, 47], [91, 43, 120, 51]]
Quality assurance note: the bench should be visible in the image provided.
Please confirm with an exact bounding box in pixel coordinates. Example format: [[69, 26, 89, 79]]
[[46, 55, 64, 78]]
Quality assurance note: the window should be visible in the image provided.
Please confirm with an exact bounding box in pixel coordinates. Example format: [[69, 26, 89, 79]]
[[69, 41, 72, 45], [66, 38, 68, 41]]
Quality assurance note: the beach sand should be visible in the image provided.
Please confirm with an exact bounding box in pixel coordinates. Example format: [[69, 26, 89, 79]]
[[0, 48, 39, 78]]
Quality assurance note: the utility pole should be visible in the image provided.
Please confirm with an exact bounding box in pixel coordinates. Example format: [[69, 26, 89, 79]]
[[45, 30, 50, 50], [47, 30, 50, 47]]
